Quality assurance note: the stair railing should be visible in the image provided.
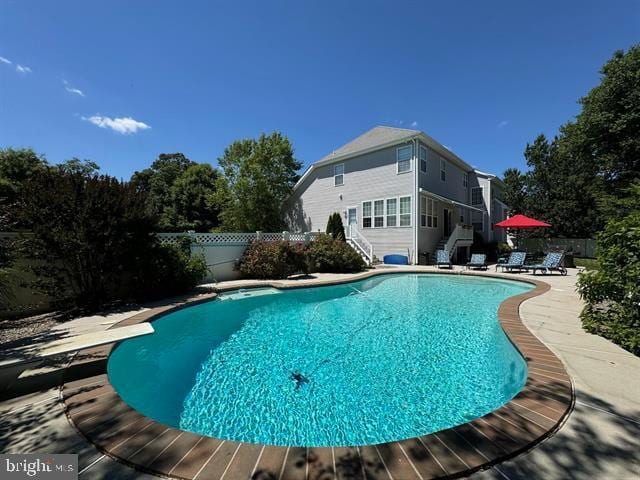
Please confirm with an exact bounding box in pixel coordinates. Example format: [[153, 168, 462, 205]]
[[346, 224, 373, 264], [444, 224, 474, 257]]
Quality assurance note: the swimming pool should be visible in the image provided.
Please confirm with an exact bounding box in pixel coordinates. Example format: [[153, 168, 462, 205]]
[[107, 274, 532, 447]]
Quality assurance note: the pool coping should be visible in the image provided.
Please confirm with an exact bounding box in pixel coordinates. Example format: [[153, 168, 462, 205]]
[[61, 270, 574, 480]]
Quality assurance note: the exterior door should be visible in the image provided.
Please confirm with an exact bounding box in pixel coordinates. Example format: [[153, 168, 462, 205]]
[[347, 208, 357, 226], [443, 208, 452, 236]]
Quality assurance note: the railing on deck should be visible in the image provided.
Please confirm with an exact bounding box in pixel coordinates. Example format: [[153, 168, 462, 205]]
[[444, 224, 474, 257], [346, 225, 373, 264]]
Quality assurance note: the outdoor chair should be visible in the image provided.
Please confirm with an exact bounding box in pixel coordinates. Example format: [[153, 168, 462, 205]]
[[531, 252, 567, 275], [497, 251, 527, 273], [466, 253, 487, 270], [436, 249, 452, 269]]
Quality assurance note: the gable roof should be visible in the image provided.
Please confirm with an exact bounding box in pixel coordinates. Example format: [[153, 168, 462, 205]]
[[293, 125, 483, 191], [318, 126, 420, 163]]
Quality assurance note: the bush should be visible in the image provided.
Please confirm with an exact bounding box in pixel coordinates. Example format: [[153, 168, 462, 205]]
[[577, 211, 640, 355], [137, 238, 208, 299], [326, 212, 346, 241], [305, 234, 366, 273], [14, 170, 206, 311], [238, 240, 306, 279]]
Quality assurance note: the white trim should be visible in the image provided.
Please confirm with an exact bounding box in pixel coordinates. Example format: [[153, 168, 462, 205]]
[[372, 198, 385, 228], [399, 195, 412, 227], [419, 145, 427, 173], [419, 195, 438, 229], [333, 163, 344, 186], [396, 145, 412, 174], [385, 197, 398, 228], [362, 200, 372, 229], [418, 188, 484, 212], [346, 206, 357, 227]]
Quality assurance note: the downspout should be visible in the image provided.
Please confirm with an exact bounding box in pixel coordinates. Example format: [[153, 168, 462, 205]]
[[413, 137, 419, 265]]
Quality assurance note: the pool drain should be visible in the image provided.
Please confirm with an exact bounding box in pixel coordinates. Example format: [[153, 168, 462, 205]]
[[290, 371, 309, 390]]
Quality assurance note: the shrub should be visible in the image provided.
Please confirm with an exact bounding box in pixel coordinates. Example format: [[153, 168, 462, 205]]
[[326, 212, 346, 241], [305, 234, 365, 273], [238, 240, 306, 279], [137, 238, 208, 299], [15, 170, 206, 311], [577, 211, 640, 355]]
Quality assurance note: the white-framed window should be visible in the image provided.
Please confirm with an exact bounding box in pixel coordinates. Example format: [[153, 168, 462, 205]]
[[420, 196, 427, 227], [440, 157, 446, 182], [397, 145, 412, 173], [419, 146, 427, 173], [472, 210, 484, 233], [374, 200, 384, 227], [386, 198, 397, 227], [471, 187, 484, 206], [421, 197, 437, 228], [399, 196, 411, 226], [463, 172, 468, 188], [334, 163, 344, 186], [362, 201, 372, 228]]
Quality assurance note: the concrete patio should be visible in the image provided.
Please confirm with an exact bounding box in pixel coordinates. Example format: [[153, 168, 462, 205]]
[[1, 266, 638, 479]]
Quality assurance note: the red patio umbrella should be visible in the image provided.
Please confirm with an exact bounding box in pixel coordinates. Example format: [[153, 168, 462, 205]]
[[494, 214, 551, 249]]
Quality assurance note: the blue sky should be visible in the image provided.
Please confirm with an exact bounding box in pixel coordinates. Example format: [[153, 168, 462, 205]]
[[1, 1, 638, 179]]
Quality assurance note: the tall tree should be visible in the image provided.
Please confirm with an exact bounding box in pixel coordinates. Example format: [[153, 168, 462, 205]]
[[131, 153, 197, 230], [501, 168, 528, 215], [172, 163, 220, 231], [575, 45, 640, 188], [56, 158, 100, 176], [216, 132, 301, 232]]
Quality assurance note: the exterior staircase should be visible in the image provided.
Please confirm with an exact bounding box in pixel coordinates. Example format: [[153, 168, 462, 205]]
[[345, 225, 373, 266], [436, 224, 474, 261]]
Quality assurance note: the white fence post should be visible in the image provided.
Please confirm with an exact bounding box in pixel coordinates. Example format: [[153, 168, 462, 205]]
[[304, 232, 310, 245], [282, 231, 290, 241], [256, 231, 262, 241]]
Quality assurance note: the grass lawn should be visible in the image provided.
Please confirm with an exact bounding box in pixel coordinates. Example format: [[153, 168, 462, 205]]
[[575, 257, 598, 270]]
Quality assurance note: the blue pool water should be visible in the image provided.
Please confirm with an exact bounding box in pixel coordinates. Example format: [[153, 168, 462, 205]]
[[107, 274, 532, 447]]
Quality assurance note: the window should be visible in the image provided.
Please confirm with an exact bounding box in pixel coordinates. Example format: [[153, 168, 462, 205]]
[[334, 163, 344, 186], [440, 157, 446, 182], [421, 197, 437, 228], [362, 201, 372, 228], [374, 200, 384, 227], [386, 198, 397, 227], [471, 187, 484, 206], [463, 172, 468, 188], [472, 210, 484, 233], [419, 146, 427, 173], [397, 145, 412, 173], [399, 196, 411, 226]]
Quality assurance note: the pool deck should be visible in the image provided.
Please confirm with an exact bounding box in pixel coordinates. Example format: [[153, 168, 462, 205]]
[[1, 267, 639, 479]]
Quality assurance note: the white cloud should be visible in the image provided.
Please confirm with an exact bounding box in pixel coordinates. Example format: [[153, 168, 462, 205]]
[[16, 64, 32, 74], [410, 121, 418, 127], [81, 115, 151, 134], [0, 56, 11, 65], [497, 120, 509, 129], [63, 81, 85, 97]]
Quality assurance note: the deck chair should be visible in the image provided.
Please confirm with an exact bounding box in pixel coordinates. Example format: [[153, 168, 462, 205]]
[[531, 252, 567, 275], [498, 251, 527, 272], [436, 249, 452, 269], [466, 253, 487, 270]]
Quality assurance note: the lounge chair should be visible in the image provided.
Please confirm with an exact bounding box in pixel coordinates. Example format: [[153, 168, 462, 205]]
[[531, 252, 567, 275], [436, 249, 452, 269], [466, 253, 487, 270], [498, 251, 527, 273]]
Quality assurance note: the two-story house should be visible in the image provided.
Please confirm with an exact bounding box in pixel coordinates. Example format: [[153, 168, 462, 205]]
[[286, 126, 508, 264]]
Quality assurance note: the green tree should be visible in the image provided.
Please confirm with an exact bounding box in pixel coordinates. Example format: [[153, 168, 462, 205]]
[[15, 170, 206, 310], [501, 168, 528, 215], [0, 148, 49, 224], [216, 132, 301, 232], [56, 158, 100, 176], [325, 212, 346, 241], [575, 45, 640, 188], [172, 163, 220, 231], [577, 183, 640, 355], [131, 153, 197, 230]]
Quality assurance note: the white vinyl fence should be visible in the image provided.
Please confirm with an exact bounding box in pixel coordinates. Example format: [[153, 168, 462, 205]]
[[157, 231, 322, 282]]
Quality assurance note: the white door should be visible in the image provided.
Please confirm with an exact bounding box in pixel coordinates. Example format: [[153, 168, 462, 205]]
[[347, 208, 357, 226]]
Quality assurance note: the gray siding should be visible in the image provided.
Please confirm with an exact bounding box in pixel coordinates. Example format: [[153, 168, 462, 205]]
[[417, 143, 469, 204], [286, 143, 415, 259]]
